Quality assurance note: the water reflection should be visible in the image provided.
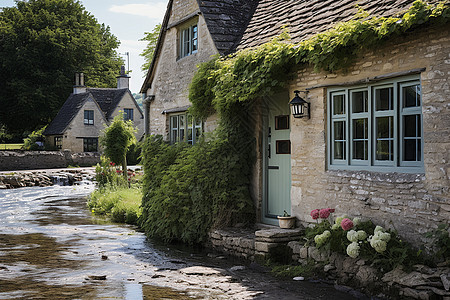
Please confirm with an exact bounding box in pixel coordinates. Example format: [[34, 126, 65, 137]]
[[0, 183, 359, 299]]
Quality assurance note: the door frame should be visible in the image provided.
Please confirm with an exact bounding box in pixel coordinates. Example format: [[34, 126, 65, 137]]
[[261, 93, 292, 225]]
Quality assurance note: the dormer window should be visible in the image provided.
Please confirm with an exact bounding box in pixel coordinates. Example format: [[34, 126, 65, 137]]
[[179, 24, 198, 58]]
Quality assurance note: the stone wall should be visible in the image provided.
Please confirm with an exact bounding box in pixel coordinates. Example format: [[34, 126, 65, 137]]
[[286, 24, 450, 245], [0, 150, 100, 171], [145, 0, 219, 140], [288, 241, 450, 299]]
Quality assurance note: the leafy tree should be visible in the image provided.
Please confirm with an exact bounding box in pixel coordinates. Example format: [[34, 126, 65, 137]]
[[0, 0, 123, 136], [139, 23, 161, 73], [23, 125, 47, 150], [0, 124, 12, 144], [100, 115, 136, 179]]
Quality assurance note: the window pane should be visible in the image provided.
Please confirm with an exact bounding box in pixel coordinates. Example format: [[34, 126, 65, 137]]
[[334, 121, 344, 140], [188, 128, 193, 145], [404, 139, 417, 161], [352, 118, 368, 160], [352, 90, 368, 113], [171, 116, 178, 129], [404, 115, 417, 137], [333, 94, 345, 115], [333, 121, 346, 160], [353, 118, 367, 139], [353, 141, 368, 160], [375, 117, 393, 161], [334, 142, 345, 160], [376, 87, 393, 111], [403, 85, 421, 108], [171, 130, 177, 143], [192, 25, 198, 52], [376, 140, 393, 161]]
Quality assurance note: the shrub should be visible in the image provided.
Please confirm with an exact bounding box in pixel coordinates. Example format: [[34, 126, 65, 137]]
[[88, 185, 142, 225], [139, 104, 256, 245]]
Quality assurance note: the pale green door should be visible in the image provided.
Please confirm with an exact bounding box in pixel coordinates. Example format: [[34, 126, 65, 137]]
[[263, 94, 291, 224]]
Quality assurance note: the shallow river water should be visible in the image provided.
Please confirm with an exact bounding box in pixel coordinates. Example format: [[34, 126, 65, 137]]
[[0, 183, 361, 299]]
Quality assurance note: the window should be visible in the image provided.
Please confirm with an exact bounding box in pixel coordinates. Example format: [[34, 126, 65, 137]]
[[327, 76, 423, 172], [124, 108, 134, 121], [169, 113, 202, 145], [83, 138, 98, 152], [179, 24, 198, 58], [54, 136, 62, 150], [84, 110, 94, 125]]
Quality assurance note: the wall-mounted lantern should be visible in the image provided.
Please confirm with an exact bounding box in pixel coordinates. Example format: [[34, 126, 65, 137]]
[[289, 90, 310, 119]]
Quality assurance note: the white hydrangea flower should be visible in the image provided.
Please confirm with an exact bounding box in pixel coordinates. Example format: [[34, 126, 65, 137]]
[[331, 224, 340, 230], [356, 230, 367, 240], [314, 231, 331, 247], [347, 230, 359, 242], [370, 238, 387, 253], [353, 217, 361, 226], [346, 242, 360, 258], [374, 225, 385, 233]]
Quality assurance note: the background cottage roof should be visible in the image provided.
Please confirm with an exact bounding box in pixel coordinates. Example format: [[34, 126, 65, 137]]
[[197, 0, 259, 55], [88, 88, 128, 119], [236, 0, 428, 50], [43, 93, 92, 135], [44, 88, 128, 135]]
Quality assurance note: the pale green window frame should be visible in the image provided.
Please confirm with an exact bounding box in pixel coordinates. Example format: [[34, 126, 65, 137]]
[[327, 75, 424, 173], [169, 113, 202, 145], [179, 24, 198, 58]]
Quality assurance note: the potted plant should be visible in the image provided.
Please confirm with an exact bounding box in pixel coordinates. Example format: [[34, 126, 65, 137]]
[[277, 211, 296, 229]]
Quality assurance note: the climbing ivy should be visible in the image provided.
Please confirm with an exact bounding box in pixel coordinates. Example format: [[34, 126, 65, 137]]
[[189, 0, 450, 119]]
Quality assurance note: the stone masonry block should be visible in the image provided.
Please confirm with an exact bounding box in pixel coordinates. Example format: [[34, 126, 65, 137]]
[[255, 241, 279, 253]]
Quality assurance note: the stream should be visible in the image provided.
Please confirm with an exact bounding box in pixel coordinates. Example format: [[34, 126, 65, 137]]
[[0, 182, 360, 299]]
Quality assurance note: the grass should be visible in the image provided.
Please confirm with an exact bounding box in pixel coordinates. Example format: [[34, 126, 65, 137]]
[[0, 144, 23, 150], [88, 185, 142, 225]]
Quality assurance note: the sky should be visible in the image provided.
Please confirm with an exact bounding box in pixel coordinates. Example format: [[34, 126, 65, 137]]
[[1, 0, 168, 94]]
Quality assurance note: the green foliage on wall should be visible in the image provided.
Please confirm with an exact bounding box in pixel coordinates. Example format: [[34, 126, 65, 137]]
[[140, 105, 256, 245], [189, 0, 449, 119]]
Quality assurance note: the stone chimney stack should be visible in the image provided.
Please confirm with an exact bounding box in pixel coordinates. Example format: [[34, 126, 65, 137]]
[[116, 65, 130, 89], [73, 72, 86, 94]]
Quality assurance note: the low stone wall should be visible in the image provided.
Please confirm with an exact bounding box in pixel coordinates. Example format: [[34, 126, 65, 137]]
[[0, 150, 100, 171], [288, 241, 450, 299], [207, 228, 450, 299]]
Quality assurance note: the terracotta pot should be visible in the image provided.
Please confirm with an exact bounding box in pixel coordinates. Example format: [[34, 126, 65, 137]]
[[277, 216, 296, 229]]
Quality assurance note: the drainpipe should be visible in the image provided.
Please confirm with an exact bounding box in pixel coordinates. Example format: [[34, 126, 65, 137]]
[[142, 95, 155, 135]]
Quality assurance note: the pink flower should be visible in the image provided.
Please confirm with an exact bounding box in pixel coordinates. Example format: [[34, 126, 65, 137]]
[[341, 218, 354, 231], [319, 208, 331, 219], [329, 208, 335, 213], [310, 209, 320, 220]]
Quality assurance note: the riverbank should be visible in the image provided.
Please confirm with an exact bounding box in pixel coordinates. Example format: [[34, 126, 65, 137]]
[[0, 167, 95, 189]]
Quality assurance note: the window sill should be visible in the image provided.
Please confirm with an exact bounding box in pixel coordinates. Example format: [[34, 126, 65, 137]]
[[327, 164, 425, 174]]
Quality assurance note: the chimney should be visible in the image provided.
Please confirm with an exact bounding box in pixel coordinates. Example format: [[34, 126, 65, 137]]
[[116, 65, 130, 89], [73, 72, 86, 94]]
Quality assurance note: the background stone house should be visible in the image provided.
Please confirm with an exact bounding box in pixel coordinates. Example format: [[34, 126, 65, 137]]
[[141, 0, 449, 244], [45, 68, 144, 153]]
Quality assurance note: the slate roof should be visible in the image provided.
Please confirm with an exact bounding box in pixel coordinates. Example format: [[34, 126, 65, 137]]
[[197, 0, 259, 55], [141, 0, 258, 92], [236, 0, 436, 50], [44, 88, 129, 135]]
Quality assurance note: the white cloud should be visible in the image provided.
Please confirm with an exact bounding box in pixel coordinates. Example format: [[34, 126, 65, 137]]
[[109, 2, 166, 20]]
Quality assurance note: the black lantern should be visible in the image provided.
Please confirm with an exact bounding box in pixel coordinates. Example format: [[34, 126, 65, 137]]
[[289, 90, 310, 119]]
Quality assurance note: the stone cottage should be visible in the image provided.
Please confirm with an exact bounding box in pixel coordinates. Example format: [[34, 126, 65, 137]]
[[141, 0, 449, 244], [45, 67, 144, 152]]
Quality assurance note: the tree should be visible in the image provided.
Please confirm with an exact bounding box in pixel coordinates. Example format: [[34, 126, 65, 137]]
[[0, 0, 123, 136], [100, 115, 136, 180], [139, 23, 161, 73]]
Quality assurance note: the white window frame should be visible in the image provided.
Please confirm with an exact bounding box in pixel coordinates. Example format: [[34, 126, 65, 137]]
[[169, 112, 202, 145], [179, 23, 198, 58], [327, 75, 424, 173]]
